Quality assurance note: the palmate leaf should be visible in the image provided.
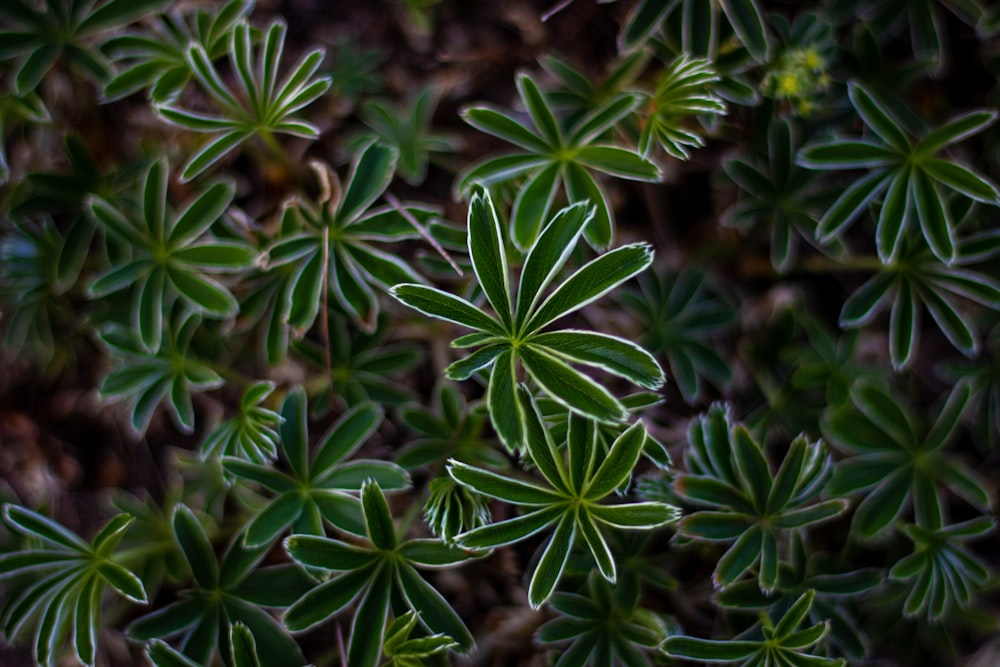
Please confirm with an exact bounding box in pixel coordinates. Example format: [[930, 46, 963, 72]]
[[98, 309, 222, 436], [836, 229, 1000, 371], [0, 215, 93, 360], [715, 533, 881, 661], [0, 0, 171, 96], [265, 146, 430, 334], [639, 55, 726, 160], [619, 0, 771, 63], [223, 386, 409, 546], [87, 158, 253, 353], [540, 50, 649, 130], [127, 507, 309, 667], [283, 480, 477, 667], [0, 506, 147, 667], [620, 268, 736, 403], [104, 0, 253, 102], [722, 117, 833, 273], [392, 188, 663, 452], [823, 380, 990, 538], [354, 86, 461, 186], [537, 571, 665, 667], [798, 83, 999, 264], [201, 381, 283, 464], [154, 18, 332, 181], [458, 71, 659, 249], [397, 381, 503, 471], [449, 389, 679, 608], [675, 404, 845, 592], [663, 590, 845, 666], [889, 517, 994, 621]]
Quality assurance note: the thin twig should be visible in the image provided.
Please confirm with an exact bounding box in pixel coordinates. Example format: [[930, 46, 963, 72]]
[[320, 225, 335, 407], [541, 0, 575, 22], [336, 622, 347, 667], [384, 192, 463, 277]]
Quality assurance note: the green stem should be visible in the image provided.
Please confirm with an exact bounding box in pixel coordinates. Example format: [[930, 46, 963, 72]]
[[204, 360, 254, 388], [113, 540, 176, 568], [797, 254, 885, 274]]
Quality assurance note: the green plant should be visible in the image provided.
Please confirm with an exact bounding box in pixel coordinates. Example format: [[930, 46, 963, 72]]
[[264, 143, 428, 333], [87, 158, 253, 351], [0, 0, 171, 95], [283, 480, 476, 667], [2, 2, 1000, 666], [448, 388, 679, 607], [798, 84, 999, 263], [663, 589, 846, 666], [126, 505, 310, 666], [222, 386, 409, 544], [822, 380, 990, 537], [723, 116, 835, 273], [620, 268, 736, 403], [103, 0, 253, 102], [354, 86, 460, 186], [639, 55, 726, 160], [155, 18, 332, 181], [0, 507, 147, 667], [458, 74, 660, 249], [97, 310, 223, 435], [392, 188, 663, 450], [674, 403, 846, 591], [536, 571, 668, 666]]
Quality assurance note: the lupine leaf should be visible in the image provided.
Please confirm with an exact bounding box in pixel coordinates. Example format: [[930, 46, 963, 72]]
[[528, 512, 576, 609]]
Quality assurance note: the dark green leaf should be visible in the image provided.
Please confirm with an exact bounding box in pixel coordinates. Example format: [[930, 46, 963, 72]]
[[391, 284, 504, 335], [528, 512, 576, 608], [585, 421, 647, 499], [520, 344, 626, 423], [526, 243, 653, 333], [534, 330, 664, 390], [172, 504, 218, 589], [848, 83, 910, 152], [448, 459, 562, 505], [468, 188, 513, 327]]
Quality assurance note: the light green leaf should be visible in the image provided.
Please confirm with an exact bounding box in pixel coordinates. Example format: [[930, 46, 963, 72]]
[[918, 109, 997, 154], [923, 158, 1000, 203], [461, 107, 549, 153], [535, 330, 664, 390], [720, 0, 770, 62], [562, 162, 612, 248], [396, 563, 474, 652], [171, 504, 218, 589], [515, 201, 592, 328], [516, 72, 561, 147], [284, 567, 374, 632], [339, 141, 397, 224], [455, 505, 563, 549], [913, 168, 955, 263]]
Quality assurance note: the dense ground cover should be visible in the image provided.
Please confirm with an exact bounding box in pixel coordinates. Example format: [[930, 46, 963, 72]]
[[1, 1, 999, 665]]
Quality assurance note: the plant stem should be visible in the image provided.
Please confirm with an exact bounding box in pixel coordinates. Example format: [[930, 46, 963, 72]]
[[797, 254, 885, 273], [320, 226, 335, 408]]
